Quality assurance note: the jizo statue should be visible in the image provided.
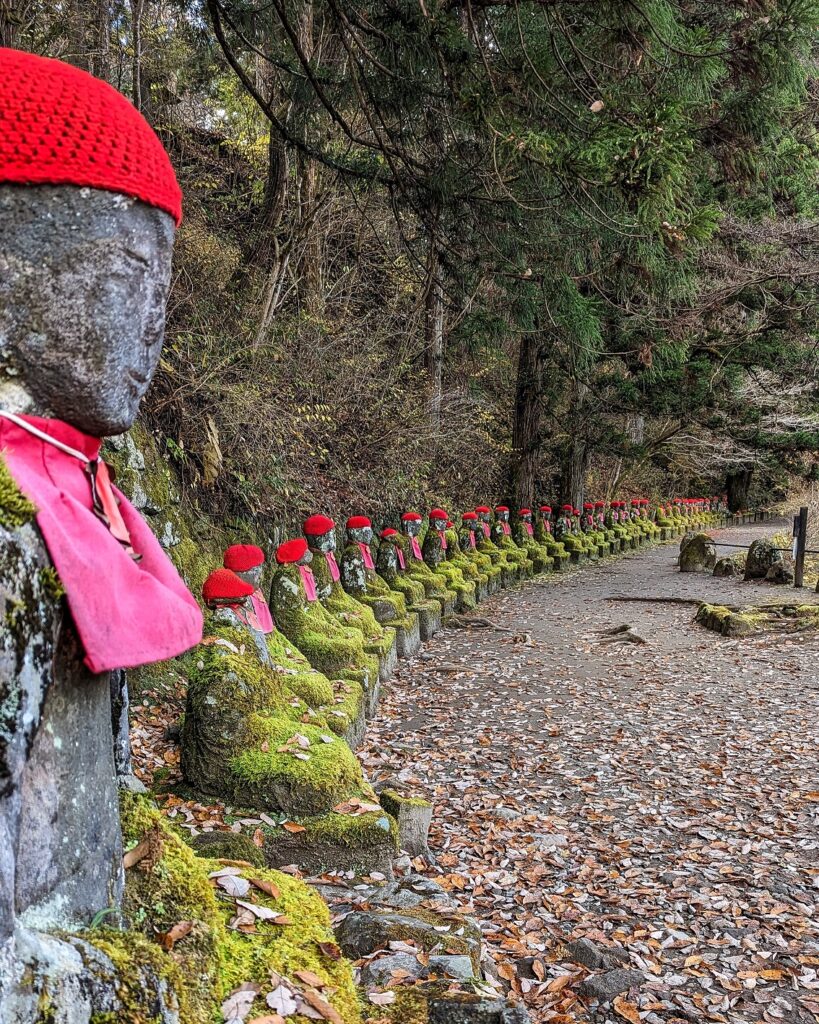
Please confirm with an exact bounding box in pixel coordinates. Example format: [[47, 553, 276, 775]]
[[0, 49, 202, 1006]]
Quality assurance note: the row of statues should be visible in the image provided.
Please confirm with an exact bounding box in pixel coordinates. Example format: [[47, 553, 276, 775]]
[[183, 498, 721, 820]]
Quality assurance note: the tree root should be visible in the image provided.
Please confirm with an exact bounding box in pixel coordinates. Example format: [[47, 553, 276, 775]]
[[448, 615, 514, 632]]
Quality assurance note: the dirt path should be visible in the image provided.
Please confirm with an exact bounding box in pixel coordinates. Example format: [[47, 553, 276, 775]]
[[359, 523, 819, 1023]]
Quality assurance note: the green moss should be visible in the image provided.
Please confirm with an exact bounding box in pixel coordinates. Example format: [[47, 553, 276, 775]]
[[364, 984, 431, 1023], [190, 831, 267, 866], [379, 789, 431, 816], [37, 565, 65, 601], [107, 794, 362, 1023], [0, 454, 36, 529]]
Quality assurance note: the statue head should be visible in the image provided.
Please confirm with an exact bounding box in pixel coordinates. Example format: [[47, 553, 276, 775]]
[[475, 505, 492, 524], [303, 514, 337, 554], [539, 504, 552, 521], [346, 515, 373, 546], [276, 537, 312, 567], [495, 505, 510, 523], [429, 508, 448, 532], [202, 568, 254, 625], [518, 508, 532, 524], [462, 511, 479, 533], [223, 544, 266, 589], [0, 49, 181, 437], [400, 511, 423, 537]]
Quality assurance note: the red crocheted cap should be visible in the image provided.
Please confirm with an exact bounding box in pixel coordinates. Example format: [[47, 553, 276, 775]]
[[561, 504, 573, 511], [347, 515, 371, 529], [303, 514, 335, 536], [573, 508, 580, 515], [429, 508, 448, 520], [446, 520, 454, 528], [401, 511, 422, 522], [519, 508, 531, 516], [381, 528, 398, 538], [0, 48, 182, 225], [462, 511, 478, 521], [223, 544, 265, 572], [631, 499, 639, 505], [583, 503, 594, 510], [539, 505, 552, 512], [495, 505, 509, 513], [276, 538, 308, 564], [202, 568, 253, 606], [594, 501, 605, 508], [475, 505, 491, 514]]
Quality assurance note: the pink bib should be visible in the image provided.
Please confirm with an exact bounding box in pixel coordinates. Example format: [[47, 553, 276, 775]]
[[410, 536, 423, 560], [0, 414, 202, 673], [250, 589, 274, 633], [325, 550, 340, 582], [357, 541, 375, 570], [481, 522, 490, 538], [525, 523, 533, 536], [437, 529, 447, 551], [298, 564, 318, 601], [469, 532, 476, 549], [396, 547, 406, 569], [502, 522, 511, 536]]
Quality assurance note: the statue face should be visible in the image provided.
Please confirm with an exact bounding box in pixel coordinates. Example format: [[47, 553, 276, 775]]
[[401, 520, 421, 537], [348, 526, 372, 545], [430, 517, 447, 531], [235, 565, 263, 588], [497, 511, 509, 522], [309, 531, 336, 553], [0, 185, 175, 436], [297, 550, 313, 566]]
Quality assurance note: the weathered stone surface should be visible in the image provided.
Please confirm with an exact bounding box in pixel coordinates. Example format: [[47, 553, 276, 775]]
[[745, 538, 786, 581], [379, 789, 433, 857], [766, 561, 794, 584], [360, 951, 424, 987], [679, 533, 716, 572], [713, 555, 742, 577], [565, 938, 630, 971], [429, 954, 475, 980], [427, 993, 530, 1024], [577, 968, 644, 1002], [336, 908, 481, 964]]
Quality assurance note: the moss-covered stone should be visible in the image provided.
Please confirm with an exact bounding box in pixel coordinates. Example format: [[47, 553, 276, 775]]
[[0, 453, 36, 529], [103, 793, 362, 1023], [421, 529, 477, 610], [395, 532, 458, 615]]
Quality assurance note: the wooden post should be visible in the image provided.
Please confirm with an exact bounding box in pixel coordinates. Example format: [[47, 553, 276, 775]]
[[794, 506, 808, 588]]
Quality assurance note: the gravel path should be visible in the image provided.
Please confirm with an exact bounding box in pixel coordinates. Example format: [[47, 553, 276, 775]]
[[359, 523, 819, 1023]]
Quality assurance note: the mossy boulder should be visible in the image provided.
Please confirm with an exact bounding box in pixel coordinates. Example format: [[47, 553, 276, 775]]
[[679, 533, 716, 572], [744, 537, 787, 581]]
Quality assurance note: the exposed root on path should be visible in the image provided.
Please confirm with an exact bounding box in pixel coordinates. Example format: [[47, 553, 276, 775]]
[[448, 614, 514, 632], [607, 595, 702, 605]]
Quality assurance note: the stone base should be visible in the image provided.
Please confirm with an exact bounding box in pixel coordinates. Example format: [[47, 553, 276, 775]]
[[262, 813, 398, 877], [414, 602, 442, 641], [395, 613, 421, 658]]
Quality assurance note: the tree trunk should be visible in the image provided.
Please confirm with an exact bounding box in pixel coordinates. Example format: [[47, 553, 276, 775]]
[[0, 0, 28, 46], [424, 252, 444, 429], [726, 468, 753, 512], [560, 438, 588, 510], [509, 331, 547, 507]]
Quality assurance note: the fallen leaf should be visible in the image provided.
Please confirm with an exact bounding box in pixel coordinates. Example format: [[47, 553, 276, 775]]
[[368, 991, 397, 1006], [221, 981, 261, 1021], [281, 822, 306, 834], [318, 941, 342, 960], [250, 878, 281, 900], [266, 985, 298, 1016], [123, 839, 151, 870], [300, 989, 342, 1024], [590, 99, 605, 112], [217, 874, 251, 898], [157, 920, 193, 950], [295, 970, 327, 989], [613, 995, 641, 1024]]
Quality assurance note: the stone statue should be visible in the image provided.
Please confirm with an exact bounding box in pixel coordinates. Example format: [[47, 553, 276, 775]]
[[511, 509, 554, 574], [269, 537, 381, 689], [397, 512, 458, 616], [534, 504, 571, 569], [0, 48, 208, 1016], [223, 543, 274, 633], [303, 514, 397, 696], [474, 506, 519, 586], [441, 519, 491, 600], [338, 517, 421, 657], [458, 513, 502, 593], [375, 528, 443, 639], [421, 509, 477, 610]]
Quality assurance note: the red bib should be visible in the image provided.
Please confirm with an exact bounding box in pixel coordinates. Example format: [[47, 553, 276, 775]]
[[0, 414, 202, 673], [410, 536, 423, 560], [437, 529, 447, 551], [325, 550, 340, 582], [298, 564, 318, 601], [357, 541, 375, 570], [396, 546, 406, 569], [250, 589, 274, 633], [481, 522, 490, 538], [501, 522, 511, 536], [525, 523, 533, 536]]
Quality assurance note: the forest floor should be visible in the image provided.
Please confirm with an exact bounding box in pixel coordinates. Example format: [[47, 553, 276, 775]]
[[359, 523, 819, 1024]]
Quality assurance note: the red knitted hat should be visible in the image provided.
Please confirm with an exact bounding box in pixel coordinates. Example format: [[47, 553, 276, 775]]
[[380, 528, 399, 538], [540, 505, 552, 513], [561, 504, 573, 511], [223, 544, 265, 572], [462, 511, 478, 521], [631, 499, 639, 505], [583, 503, 594, 510], [595, 501, 605, 508], [446, 520, 454, 528], [573, 508, 580, 515], [429, 508, 448, 520], [202, 568, 253, 606], [347, 515, 371, 529], [276, 538, 309, 564], [519, 508, 532, 516], [401, 511, 422, 522], [303, 514, 335, 536], [0, 48, 182, 225], [495, 505, 509, 513], [475, 505, 491, 514]]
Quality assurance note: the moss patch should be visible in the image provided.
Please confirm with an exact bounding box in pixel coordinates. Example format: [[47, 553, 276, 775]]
[[0, 454, 36, 529]]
